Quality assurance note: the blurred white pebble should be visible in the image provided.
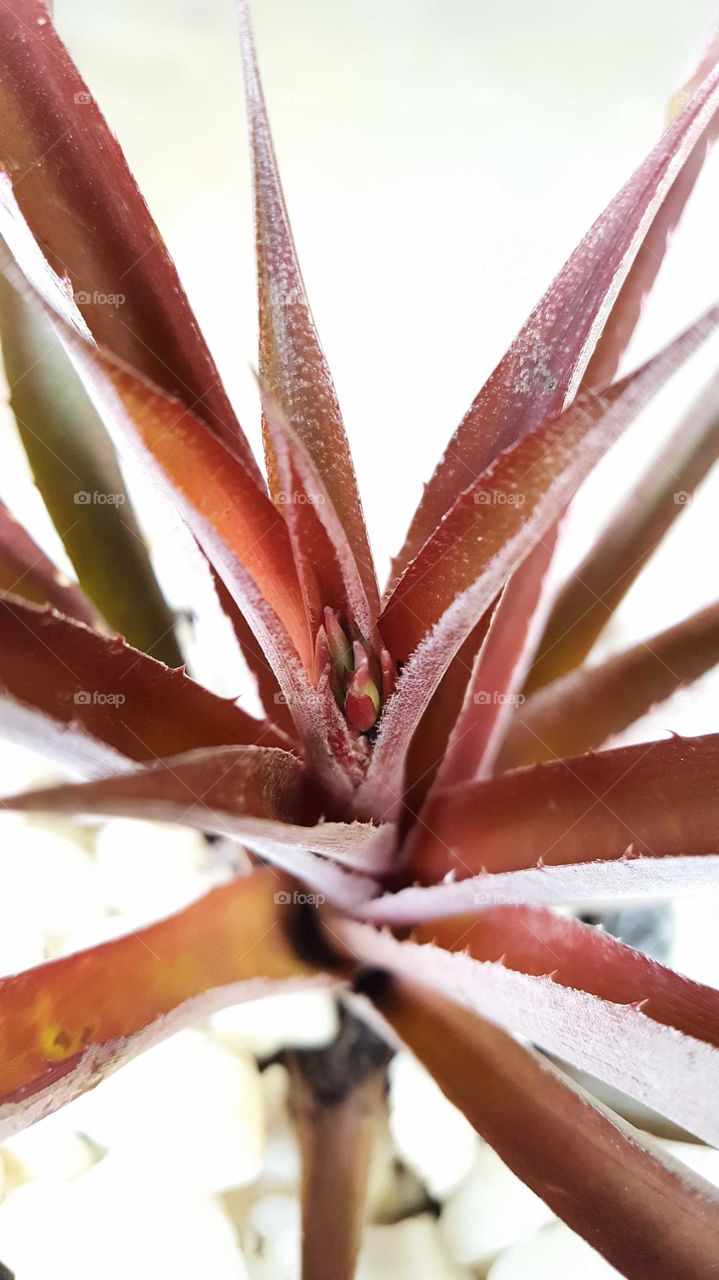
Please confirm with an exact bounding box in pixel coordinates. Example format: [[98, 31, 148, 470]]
[[358, 1214, 473, 1279], [95, 817, 228, 919], [211, 990, 339, 1058], [487, 1221, 622, 1278], [1, 1110, 96, 1183], [440, 1141, 553, 1265], [63, 1030, 264, 1192], [0, 820, 102, 944], [389, 1052, 478, 1197], [242, 1193, 300, 1279], [0, 1154, 250, 1280]]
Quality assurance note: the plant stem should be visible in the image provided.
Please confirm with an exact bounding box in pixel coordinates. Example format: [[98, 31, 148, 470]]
[[287, 1005, 391, 1280]]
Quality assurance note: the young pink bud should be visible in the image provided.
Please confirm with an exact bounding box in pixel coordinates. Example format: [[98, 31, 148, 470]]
[[323, 607, 353, 676], [345, 643, 381, 732]]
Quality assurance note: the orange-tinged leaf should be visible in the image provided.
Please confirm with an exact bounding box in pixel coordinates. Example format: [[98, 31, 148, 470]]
[[0, 270, 182, 667], [501, 600, 719, 768], [0, 0, 255, 469], [0, 869, 330, 1138], [238, 1, 380, 617]]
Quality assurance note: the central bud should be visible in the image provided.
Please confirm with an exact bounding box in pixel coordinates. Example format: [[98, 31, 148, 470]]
[[316, 609, 396, 734]]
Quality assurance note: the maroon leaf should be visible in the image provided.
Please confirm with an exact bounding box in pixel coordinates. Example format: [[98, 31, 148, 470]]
[[0, 596, 284, 774], [361, 306, 719, 818], [361, 854, 719, 927], [362, 975, 719, 1278], [412, 732, 719, 885], [238, 1, 380, 616], [0, 500, 96, 626], [429, 530, 558, 792], [342, 920, 719, 1144], [0, 1, 256, 469], [501, 600, 719, 768], [415, 906, 719, 1052], [391, 62, 719, 583], [528, 367, 719, 690], [2, 746, 392, 906]]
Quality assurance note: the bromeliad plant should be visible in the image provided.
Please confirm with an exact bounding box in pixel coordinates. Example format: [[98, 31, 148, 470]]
[[1, 2, 719, 1276]]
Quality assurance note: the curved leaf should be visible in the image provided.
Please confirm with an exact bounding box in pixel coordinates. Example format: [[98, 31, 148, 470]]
[[0, 0, 255, 467], [429, 531, 557, 791], [0, 500, 95, 625], [361, 306, 719, 819], [412, 732, 719, 885], [391, 62, 719, 583], [501, 600, 719, 768], [0, 596, 283, 774], [415, 906, 719, 1051], [0, 869, 330, 1140], [2, 744, 392, 902], [528, 366, 719, 690], [0, 272, 182, 666], [362, 974, 719, 1278], [361, 854, 719, 926], [238, 1, 379, 616], [343, 920, 719, 1144]]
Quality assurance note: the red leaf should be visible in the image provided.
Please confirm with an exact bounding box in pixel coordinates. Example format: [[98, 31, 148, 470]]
[[0, 869, 330, 1139], [501, 600, 719, 768], [528, 366, 719, 690], [0, 500, 96, 626], [238, 1, 380, 616], [362, 306, 719, 818], [260, 389, 379, 654], [2, 745, 391, 904], [391, 61, 719, 582], [363, 975, 719, 1278], [0, 597, 283, 773], [0, 1, 256, 470], [361, 854, 719, 927], [428, 530, 558, 791], [343, 920, 719, 1143], [416, 906, 719, 1052], [412, 732, 719, 884]]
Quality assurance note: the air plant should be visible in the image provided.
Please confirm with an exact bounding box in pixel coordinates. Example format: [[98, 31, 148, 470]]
[[0, 2, 718, 1277]]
